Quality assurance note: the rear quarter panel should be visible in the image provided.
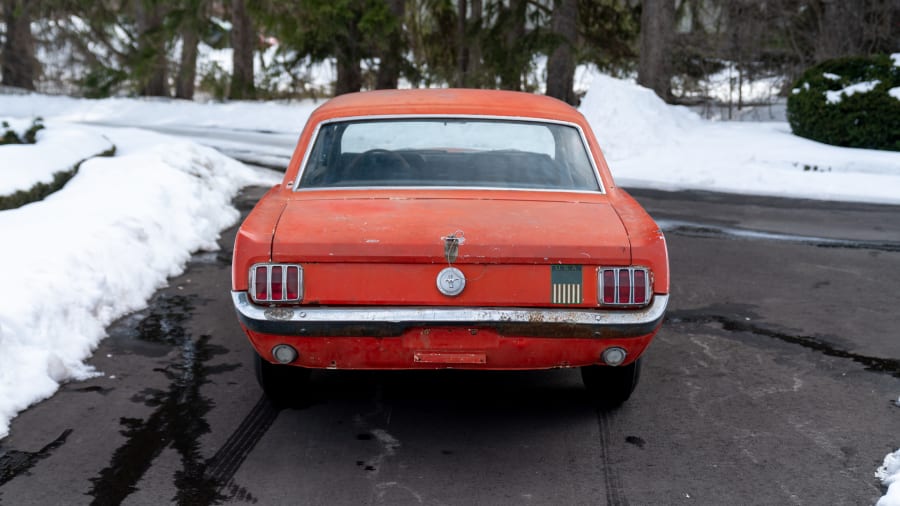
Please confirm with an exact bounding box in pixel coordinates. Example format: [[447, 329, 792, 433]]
[[607, 188, 670, 294], [232, 185, 288, 291]]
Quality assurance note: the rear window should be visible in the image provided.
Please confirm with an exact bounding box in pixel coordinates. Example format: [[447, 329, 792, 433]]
[[297, 119, 601, 191]]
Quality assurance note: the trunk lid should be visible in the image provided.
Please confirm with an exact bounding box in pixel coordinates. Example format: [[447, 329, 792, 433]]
[[272, 193, 631, 265]]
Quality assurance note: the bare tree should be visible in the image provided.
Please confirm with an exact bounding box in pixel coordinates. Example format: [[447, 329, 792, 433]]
[[638, 0, 675, 101], [231, 0, 256, 99], [546, 0, 578, 105], [1, 0, 37, 90]]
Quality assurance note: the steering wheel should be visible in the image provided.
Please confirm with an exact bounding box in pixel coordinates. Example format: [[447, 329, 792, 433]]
[[345, 149, 411, 173]]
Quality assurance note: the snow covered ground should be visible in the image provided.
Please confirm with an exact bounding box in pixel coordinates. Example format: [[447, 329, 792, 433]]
[[1, 119, 113, 195], [0, 72, 898, 502], [0, 126, 278, 439], [3, 70, 898, 204]]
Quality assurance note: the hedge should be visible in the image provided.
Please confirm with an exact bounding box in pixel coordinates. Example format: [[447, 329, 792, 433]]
[[786, 55, 900, 151]]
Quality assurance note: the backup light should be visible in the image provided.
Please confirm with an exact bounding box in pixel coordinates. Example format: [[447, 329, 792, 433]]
[[272, 344, 298, 364], [250, 264, 303, 303], [597, 267, 652, 307], [602, 347, 627, 366]]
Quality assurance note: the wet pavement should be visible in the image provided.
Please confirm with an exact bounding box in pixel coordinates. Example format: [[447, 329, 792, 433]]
[[0, 184, 898, 505]]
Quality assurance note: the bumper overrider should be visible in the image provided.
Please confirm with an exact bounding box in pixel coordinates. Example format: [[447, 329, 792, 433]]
[[231, 291, 668, 339]]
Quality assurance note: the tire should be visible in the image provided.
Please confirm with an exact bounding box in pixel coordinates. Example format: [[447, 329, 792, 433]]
[[580, 358, 642, 409], [253, 351, 311, 406]]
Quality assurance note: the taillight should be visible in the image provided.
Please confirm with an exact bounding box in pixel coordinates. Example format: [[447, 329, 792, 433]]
[[597, 267, 652, 307], [254, 266, 267, 301], [249, 264, 303, 303], [286, 266, 300, 299]]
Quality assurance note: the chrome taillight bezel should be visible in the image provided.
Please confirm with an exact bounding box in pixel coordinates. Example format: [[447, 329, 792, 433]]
[[249, 263, 303, 303], [597, 266, 652, 307]]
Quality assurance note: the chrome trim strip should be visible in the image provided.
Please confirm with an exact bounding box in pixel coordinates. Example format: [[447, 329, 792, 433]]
[[232, 292, 668, 339], [292, 114, 606, 194]]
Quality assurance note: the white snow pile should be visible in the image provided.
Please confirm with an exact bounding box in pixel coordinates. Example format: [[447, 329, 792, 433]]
[[579, 72, 701, 162], [0, 93, 318, 134], [578, 71, 900, 204], [0, 127, 279, 439], [0, 119, 113, 195], [878, 449, 900, 506]]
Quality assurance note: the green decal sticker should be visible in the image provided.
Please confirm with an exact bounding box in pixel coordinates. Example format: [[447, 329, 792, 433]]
[[551, 265, 583, 304]]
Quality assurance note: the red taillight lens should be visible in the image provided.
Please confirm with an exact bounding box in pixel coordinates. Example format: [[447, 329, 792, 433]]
[[286, 266, 300, 299], [633, 270, 647, 304], [270, 266, 283, 300], [254, 266, 267, 301], [618, 270, 630, 303], [602, 270, 615, 304], [249, 264, 303, 303], [598, 267, 651, 307]]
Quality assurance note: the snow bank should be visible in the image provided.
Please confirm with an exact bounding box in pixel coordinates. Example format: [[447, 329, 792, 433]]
[[878, 449, 900, 506], [0, 121, 113, 195], [579, 73, 700, 161], [0, 93, 318, 134], [578, 71, 900, 204], [0, 132, 278, 439]]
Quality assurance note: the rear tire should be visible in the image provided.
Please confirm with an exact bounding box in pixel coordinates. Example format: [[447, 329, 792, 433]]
[[581, 358, 642, 409], [253, 351, 311, 406]]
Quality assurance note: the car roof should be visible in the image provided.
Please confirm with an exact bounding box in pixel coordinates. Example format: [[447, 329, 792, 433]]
[[309, 89, 586, 124]]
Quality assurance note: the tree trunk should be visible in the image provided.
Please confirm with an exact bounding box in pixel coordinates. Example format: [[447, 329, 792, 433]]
[[499, 0, 526, 90], [335, 22, 362, 96], [1, 0, 37, 90], [134, 0, 168, 97], [376, 0, 405, 90], [175, 27, 198, 99], [455, 0, 468, 87], [230, 0, 255, 99], [546, 0, 577, 105], [815, 0, 859, 61], [637, 0, 674, 101], [468, 0, 482, 86]]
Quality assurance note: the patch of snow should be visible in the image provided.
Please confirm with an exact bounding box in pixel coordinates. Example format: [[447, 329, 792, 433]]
[[0, 127, 279, 439], [0, 93, 318, 135], [877, 449, 900, 506], [1, 117, 38, 137], [825, 80, 880, 105], [578, 71, 900, 204], [579, 72, 700, 162], [889, 87, 900, 101], [0, 121, 113, 195], [822, 72, 841, 81], [892, 53, 900, 67], [674, 62, 786, 105]]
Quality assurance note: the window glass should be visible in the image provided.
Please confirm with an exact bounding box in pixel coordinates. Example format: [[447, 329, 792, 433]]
[[299, 119, 600, 191]]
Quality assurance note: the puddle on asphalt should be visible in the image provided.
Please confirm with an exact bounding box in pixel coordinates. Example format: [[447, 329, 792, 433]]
[[88, 290, 239, 505], [667, 310, 900, 378], [0, 430, 72, 488]]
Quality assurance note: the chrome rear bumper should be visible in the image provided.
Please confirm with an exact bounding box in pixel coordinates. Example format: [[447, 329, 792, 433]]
[[232, 292, 668, 339]]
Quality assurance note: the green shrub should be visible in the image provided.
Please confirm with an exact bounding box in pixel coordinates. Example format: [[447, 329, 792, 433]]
[[0, 117, 44, 145], [0, 145, 116, 211], [786, 55, 900, 151]]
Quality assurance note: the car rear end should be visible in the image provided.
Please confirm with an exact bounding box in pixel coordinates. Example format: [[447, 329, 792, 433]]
[[231, 90, 669, 406]]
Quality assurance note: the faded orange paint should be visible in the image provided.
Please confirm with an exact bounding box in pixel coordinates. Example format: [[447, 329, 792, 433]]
[[232, 89, 669, 371]]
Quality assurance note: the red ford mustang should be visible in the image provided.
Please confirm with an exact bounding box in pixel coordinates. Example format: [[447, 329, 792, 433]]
[[231, 89, 669, 407]]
